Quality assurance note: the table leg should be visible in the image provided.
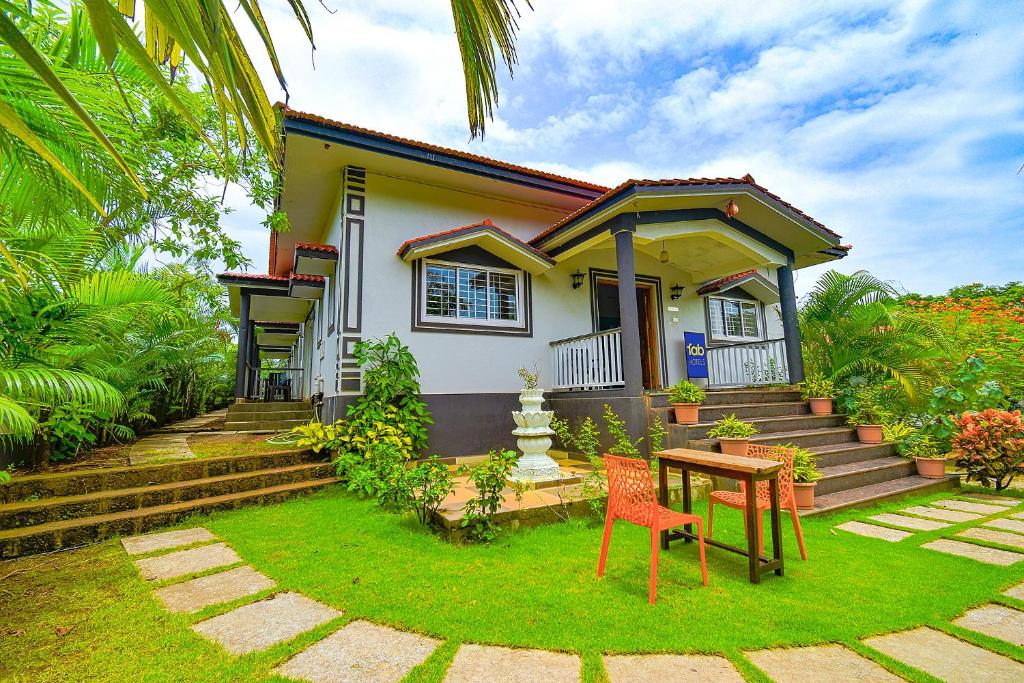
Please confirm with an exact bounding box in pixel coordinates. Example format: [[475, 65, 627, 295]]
[[682, 468, 693, 543], [770, 476, 784, 576], [744, 474, 759, 583], [659, 460, 669, 550]]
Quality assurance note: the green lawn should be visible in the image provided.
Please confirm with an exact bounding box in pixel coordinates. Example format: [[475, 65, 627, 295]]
[[3, 486, 1024, 682]]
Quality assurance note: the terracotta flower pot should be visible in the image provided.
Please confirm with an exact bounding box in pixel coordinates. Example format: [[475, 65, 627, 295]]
[[672, 402, 700, 425], [793, 482, 817, 510], [915, 457, 947, 479], [856, 424, 883, 444], [718, 437, 750, 456], [808, 397, 834, 416]]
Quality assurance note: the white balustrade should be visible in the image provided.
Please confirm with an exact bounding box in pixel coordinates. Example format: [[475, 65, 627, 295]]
[[550, 328, 625, 391], [707, 338, 789, 388]]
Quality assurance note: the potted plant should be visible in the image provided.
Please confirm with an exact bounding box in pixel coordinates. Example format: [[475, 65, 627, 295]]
[[788, 444, 822, 509], [903, 433, 947, 479], [801, 375, 836, 416], [706, 414, 759, 456], [668, 380, 706, 425], [847, 386, 891, 444]]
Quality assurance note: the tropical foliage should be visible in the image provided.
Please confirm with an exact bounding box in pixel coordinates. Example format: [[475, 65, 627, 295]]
[[668, 380, 705, 404], [706, 414, 759, 439], [951, 408, 1024, 491]]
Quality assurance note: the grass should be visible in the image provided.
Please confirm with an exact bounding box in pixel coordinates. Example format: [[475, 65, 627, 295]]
[[3, 487, 1024, 681], [186, 433, 303, 460]]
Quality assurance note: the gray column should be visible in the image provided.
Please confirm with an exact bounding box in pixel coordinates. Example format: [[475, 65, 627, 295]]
[[777, 262, 805, 384], [234, 292, 251, 399], [613, 225, 644, 396], [247, 328, 260, 399]]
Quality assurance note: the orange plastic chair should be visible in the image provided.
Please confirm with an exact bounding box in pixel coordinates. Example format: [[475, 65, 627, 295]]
[[707, 444, 808, 560], [597, 454, 708, 604]]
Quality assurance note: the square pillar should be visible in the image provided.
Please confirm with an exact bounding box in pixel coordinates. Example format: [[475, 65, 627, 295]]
[[234, 292, 251, 399], [777, 262, 805, 384], [612, 219, 644, 397]]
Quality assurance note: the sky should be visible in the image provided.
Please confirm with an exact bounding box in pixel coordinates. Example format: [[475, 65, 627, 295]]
[[223, 0, 1024, 296]]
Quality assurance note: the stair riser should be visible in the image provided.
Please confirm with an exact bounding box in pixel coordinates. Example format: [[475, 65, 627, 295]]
[[0, 481, 336, 559], [803, 477, 958, 516], [228, 401, 309, 414], [225, 411, 313, 421], [815, 461, 916, 495], [0, 451, 322, 504], [702, 390, 801, 406], [699, 403, 810, 420], [683, 429, 858, 452], [0, 464, 334, 529], [686, 415, 847, 440], [814, 443, 898, 468]]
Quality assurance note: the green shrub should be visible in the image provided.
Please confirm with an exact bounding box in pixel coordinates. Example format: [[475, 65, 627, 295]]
[[668, 380, 705, 404], [924, 355, 1006, 450], [882, 421, 916, 444], [707, 414, 759, 439], [459, 449, 519, 542], [292, 420, 345, 454], [408, 456, 455, 526], [845, 383, 898, 426], [901, 433, 945, 459], [952, 408, 1024, 490], [783, 444, 821, 483], [800, 375, 835, 400]]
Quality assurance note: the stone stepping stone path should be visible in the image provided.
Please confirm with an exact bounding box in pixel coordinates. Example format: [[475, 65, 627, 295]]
[[444, 644, 581, 683], [958, 527, 1024, 550], [154, 565, 276, 613], [922, 539, 1024, 566], [868, 512, 949, 531], [835, 521, 913, 542], [128, 432, 195, 465], [1003, 580, 1024, 601], [954, 604, 1024, 647], [192, 592, 341, 655], [275, 620, 440, 683], [987, 518, 1024, 534], [746, 644, 901, 683], [604, 654, 743, 682], [134, 542, 241, 581], [931, 498, 1006, 515], [121, 527, 217, 555], [961, 494, 1020, 506], [864, 626, 1024, 682], [901, 505, 982, 523]]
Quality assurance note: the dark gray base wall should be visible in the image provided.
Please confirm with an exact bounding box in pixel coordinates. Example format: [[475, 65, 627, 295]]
[[322, 392, 651, 458]]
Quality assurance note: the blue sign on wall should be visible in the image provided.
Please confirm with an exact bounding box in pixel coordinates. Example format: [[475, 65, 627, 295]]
[[684, 331, 709, 379]]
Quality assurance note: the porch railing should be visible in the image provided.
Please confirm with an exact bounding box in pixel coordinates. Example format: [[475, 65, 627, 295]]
[[550, 328, 625, 391], [707, 338, 789, 388], [247, 366, 306, 402]]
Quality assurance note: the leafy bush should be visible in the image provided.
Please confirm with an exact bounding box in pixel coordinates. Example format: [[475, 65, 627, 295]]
[[845, 383, 898, 426], [801, 376, 835, 400], [668, 380, 706, 404], [923, 355, 1006, 450], [951, 409, 1024, 491], [882, 421, 916, 444], [408, 456, 455, 526], [292, 420, 345, 454], [459, 449, 519, 542], [707, 414, 759, 439], [901, 433, 945, 459], [783, 444, 821, 483], [0, 470, 10, 484]]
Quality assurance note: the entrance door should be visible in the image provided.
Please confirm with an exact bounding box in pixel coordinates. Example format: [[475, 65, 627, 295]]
[[595, 279, 661, 390]]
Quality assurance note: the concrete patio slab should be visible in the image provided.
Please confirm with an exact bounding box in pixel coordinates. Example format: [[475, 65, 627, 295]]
[[959, 527, 1024, 550], [121, 527, 217, 555], [1012, 511, 1024, 520], [1003, 581, 1024, 601], [901, 505, 982, 523], [961, 494, 1020, 506], [931, 499, 1005, 515], [986, 518, 1024, 535], [275, 620, 440, 683], [604, 654, 744, 682], [835, 521, 912, 542], [134, 542, 241, 581], [922, 539, 1024, 566], [444, 644, 580, 683], [153, 565, 276, 613], [868, 513, 949, 531], [192, 592, 341, 655], [864, 627, 1024, 682], [746, 644, 901, 683], [954, 604, 1024, 647]]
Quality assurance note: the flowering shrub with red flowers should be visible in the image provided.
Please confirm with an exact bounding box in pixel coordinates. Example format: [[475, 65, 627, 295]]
[[951, 409, 1024, 491]]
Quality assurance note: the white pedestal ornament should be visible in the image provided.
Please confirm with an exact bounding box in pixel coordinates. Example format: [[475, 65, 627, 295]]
[[509, 388, 562, 483]]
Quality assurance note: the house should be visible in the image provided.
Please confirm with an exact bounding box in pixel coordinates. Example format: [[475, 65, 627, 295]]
[[218, 105, 849, 455]]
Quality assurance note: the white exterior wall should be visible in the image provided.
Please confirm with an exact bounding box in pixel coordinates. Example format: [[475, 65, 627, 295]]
[[303, 172, 786, 398]]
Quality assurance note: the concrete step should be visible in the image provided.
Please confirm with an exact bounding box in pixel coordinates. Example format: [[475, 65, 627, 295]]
[[0, 462, 334, 529], [686, 427, 859, 452], [651, 402, 811, 426], [227, 401, 309, 414], [223, 418, 310, 431], [815, 456, 916, 496], [224, 409, 313, 422], [803, 475, 960, 516], [0, 478, 339, 559], [0, 450, 322, 504], [647, 388, 801, 408], [811, 442, 898, 468], [686, 414, 848, 440]]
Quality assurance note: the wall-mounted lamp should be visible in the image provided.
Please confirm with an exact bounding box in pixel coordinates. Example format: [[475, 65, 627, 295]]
[[670, 284, 685, 300], [571, 269, 586, 289]]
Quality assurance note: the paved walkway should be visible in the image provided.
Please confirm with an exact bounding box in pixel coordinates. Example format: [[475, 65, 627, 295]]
[[120, 519, 1024, 682], [128, 409, 230, 464]]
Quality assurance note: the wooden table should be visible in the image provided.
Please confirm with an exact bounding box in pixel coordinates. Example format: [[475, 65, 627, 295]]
[[655, 448, 784, 584]]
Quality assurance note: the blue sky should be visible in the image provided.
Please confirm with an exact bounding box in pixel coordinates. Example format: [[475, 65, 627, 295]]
[[225, 0, 1024, 295]]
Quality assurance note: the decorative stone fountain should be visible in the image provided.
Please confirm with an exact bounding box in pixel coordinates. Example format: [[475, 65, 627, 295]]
[[509, 368, 562, 483]]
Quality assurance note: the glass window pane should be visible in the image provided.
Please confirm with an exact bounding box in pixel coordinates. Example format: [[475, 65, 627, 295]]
[[741, 302, 759, 337], [458, 268, 488, 319], [425, 265, 456, 317], [488, 272, 518, 321], [709, 300, 725, 336], [724, 300, 743, 336]]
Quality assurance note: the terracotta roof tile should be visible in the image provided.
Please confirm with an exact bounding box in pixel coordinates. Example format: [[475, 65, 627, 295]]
[[289, 272, 325, 283], [397, 219, 554, 264], [294, 242, 338, 255], [696, 270, 758, 296], [218, 272, 289, 283], [278, 105, 609, 194]]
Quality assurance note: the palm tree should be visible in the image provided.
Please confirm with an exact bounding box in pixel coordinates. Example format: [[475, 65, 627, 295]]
[[799, 270, 948, 399]]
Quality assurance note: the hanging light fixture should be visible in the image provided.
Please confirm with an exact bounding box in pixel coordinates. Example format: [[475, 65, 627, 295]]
[[725, 198, 740, 218], [570, 269, 585, 289], [659, 240, 670, 264], [670, 284, 685, 300]]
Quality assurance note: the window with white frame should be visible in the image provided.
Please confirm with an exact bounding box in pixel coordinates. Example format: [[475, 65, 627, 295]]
[[422, 260, 522, 327], [707, 296, 761, 341]]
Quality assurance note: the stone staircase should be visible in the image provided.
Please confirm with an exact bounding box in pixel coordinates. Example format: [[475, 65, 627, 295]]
[[653, 387, 957, 515], [224, 400, 314, 432], [0, 449, 336, 559]]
